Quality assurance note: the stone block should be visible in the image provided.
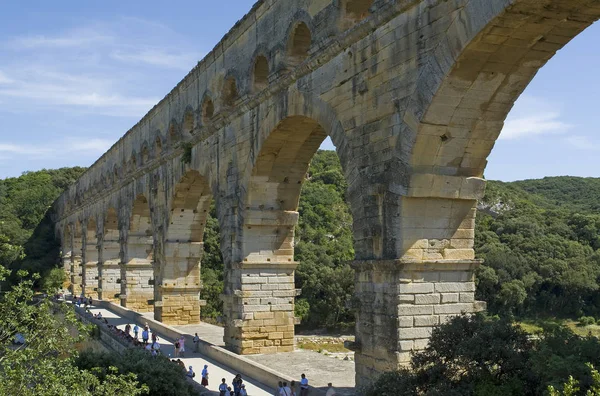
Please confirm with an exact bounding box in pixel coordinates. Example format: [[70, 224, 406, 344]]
[[414, 315, 439, 327], [441, 293, 459, 303], [459, 293, 474, 302], [399, 340, 413, 351], [398, 304, 434, 316], [434, 303, 475, 314], [399, 316, 414, 327], [398, 283, 434, 294], [268, 332, 284, 340], [399, 327, 433, 340], [435, 282, 475, 293], [414, 294, 441, 305]]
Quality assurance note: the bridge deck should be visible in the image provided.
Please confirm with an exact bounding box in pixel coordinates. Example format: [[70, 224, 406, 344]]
[[168, 316, 356, 395]]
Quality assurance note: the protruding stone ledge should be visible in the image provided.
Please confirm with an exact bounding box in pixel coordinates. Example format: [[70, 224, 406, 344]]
[[407, 174, 486, 201], [234, 261, 299, 270], [351, 258, 483, 272]]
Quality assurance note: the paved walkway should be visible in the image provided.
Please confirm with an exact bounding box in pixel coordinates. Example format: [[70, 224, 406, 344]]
[[167, 318, 356, 395], [86, 306, 273, 396]]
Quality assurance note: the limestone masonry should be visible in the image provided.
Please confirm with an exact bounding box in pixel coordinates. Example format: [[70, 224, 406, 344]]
[[52, 0, 600, 388]]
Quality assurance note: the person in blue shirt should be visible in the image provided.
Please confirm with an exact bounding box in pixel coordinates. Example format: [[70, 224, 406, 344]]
[[219, 378, 229, 396], [300, 374, 309, 396]]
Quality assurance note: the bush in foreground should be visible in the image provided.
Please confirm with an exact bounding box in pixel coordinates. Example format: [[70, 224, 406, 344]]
[[364, 314, 600, 396], [77, 349, 200, 396]]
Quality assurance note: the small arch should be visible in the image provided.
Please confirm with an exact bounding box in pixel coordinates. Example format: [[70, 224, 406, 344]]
[[168, 123, 180, 145], [288, 22, 312, 67], [202, 96, 215, 124], [130, 194, 152, 237], [222, 76, 239, 108], [344, 0, 372, 21], [113, 165, 120, 184], [129, 152, 137, 172], [154, 135, 163, 157], [252, 55, 269, 93], [183, 108, 195, 135], [141, 144, 150, 165]]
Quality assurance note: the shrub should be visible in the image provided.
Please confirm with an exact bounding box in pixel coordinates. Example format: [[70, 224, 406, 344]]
[[77, 349, 200, 396], [578, 316, 596, 326]]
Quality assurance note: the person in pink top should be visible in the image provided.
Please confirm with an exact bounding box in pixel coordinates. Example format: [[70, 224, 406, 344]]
[[178, 336, 186, 357]]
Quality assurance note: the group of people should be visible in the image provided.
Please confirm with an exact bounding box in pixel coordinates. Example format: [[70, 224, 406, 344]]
[[76, 295, 93, 308], [274, 374, 335, 396], [218, 374, 248, 396]]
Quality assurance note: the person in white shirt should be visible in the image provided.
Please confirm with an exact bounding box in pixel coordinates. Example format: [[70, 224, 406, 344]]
[[299, 374, 309, 396], [239, 384, 248, 396], [280, 382, 292, 396], [325, 383, 336, 396]]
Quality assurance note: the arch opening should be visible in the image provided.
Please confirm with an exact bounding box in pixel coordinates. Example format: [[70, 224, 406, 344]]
[[154, 136, 163, 157], [84, 218, 99, 297], [226, 115, 354, 354], [222, 77, 239, 108], [168, 124, 180, 145], [102, 207, 121, 303], [252, 55, 269, 93], [158, 170, 217, 324], [141, 145, 150, 165], [202, 97, 215, 124], [288, 22, 312, 67], [344, 0, 372, 21], [183, 110, 195, 135]]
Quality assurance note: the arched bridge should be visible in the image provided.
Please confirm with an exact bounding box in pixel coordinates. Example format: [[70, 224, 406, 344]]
[[53, 0, 600, 386]]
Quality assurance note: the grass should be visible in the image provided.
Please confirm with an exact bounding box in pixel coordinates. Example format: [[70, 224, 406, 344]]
[[517, 317, 600, 338], [297, 340, 351, 353]]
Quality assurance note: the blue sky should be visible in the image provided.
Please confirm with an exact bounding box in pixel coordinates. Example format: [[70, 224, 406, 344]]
[[0, 1, 598, 182]]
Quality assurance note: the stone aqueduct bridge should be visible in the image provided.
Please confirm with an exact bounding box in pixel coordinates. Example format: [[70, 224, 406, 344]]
[[53, 0, 599, 386]]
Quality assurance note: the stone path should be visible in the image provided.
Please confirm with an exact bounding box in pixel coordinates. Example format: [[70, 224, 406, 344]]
[[169, 319, 356, 395], [88, 306, 273, 396]]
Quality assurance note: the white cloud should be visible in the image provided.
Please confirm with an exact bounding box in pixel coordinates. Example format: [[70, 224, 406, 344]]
[[0, 17, 202, 118], [0, 71, 12, 84], [62, 138, 114, 153], [0, 143, 51, 155], [564, 135, 600, 151], [111, 49, 199, 70], [0, 138, 114, 160], [499, 95, 571, 140], [7, 31, 112, 50]]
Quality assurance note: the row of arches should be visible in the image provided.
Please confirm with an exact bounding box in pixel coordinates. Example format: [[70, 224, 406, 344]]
[[73, 2, 375, 205]]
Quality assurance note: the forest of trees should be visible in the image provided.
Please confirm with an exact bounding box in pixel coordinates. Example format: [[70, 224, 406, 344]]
[[2, 154, 600, 327]]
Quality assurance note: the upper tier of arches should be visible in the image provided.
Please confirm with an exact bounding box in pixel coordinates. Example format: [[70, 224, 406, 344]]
[[58, 0, 376, 213]]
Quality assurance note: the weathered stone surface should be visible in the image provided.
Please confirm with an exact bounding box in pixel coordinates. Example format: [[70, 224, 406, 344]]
[[52, 0, 600, 389]]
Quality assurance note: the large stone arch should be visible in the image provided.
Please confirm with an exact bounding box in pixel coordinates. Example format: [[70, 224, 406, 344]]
[[101, 207, 121, 303], [122, 194, 155, 312], [83, 217, 99, 298], [153, 169, 213, 325], [221, 90, 359, 354], [408, 0, 599, 179]]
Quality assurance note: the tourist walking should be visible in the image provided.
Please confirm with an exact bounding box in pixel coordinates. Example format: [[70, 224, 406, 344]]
[[174, 338, 181, 357], [325, 383, 336, 396], [201, 364, 209, 387], [290, 380, 297, 396], [187, 366, 195, 378], [239, 384, 248, 396], [193, 332, 200, 352], [178, 335, 186, 357], [219, 378, 229, 396], [232, 374, 242, 395], [276, 381, 283, 396], [281, 381, 292, 396], [300, 374, 309, 396], [133, 324, 139, 339], [142, 328, 149, 345]]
